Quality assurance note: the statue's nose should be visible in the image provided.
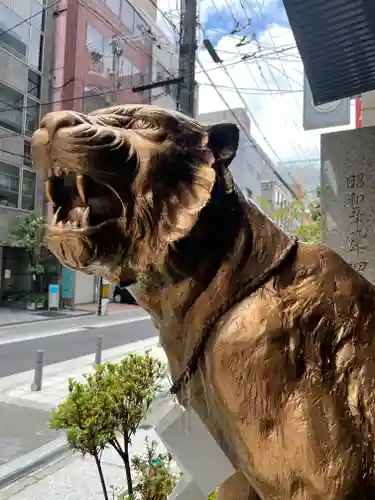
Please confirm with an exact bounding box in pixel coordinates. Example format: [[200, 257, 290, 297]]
[[40, 110, 88, 139]]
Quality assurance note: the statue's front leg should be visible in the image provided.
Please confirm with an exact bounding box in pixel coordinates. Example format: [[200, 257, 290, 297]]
[[217, 471, 261, 500]]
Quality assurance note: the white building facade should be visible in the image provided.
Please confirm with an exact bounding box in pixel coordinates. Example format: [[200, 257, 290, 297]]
[[198, 107, 280, 204]]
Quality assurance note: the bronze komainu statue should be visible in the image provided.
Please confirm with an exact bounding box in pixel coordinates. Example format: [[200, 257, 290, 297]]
[[32, 105, 375, 500]]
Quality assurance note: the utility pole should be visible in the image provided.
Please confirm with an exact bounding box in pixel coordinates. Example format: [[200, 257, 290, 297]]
[[177, 0, 197, 116], [109, 35, 123, 103], [97, 36, 122, 316]]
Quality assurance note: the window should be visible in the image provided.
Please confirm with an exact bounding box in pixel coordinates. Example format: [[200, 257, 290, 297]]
[[29, 28, 44, 70], [106, 0, 120, 16], [30, 0, 45, 31], [27, 69, 41, 99], [23, 141, 32, 168], [121, 0, 134, 32], [21, 170, 36, 210], [102, 36, 113, 75], [0, 82, 24, 134], [25, 98, 40, 136], [86, 24, 104, 56], [13, 0, 32, 19], [0, 162, 19, 208], [0, 3, 29, 60]]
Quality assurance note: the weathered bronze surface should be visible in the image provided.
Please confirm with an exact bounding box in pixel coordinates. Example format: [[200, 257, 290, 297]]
[[32, 105, 375, 499]]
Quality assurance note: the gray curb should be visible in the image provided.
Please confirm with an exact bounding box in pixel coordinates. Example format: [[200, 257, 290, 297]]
[[0, 437, 69, 490]]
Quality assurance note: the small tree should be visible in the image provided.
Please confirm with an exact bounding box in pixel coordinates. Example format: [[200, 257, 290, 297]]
[[50, 352, 167, 499], [260, 186, 322, 244], [50, 378, 112, 498], [6, 213, 46, 292]]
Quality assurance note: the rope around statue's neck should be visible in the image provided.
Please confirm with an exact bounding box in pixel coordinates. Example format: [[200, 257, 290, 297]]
[[170, 236, 299, 396]]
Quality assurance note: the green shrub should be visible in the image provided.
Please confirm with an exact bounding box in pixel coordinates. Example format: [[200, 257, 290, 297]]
[[50, 352, 166, 499]]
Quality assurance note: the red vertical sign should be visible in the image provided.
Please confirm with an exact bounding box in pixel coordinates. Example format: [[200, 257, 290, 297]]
[[355, 97, 362, 128]]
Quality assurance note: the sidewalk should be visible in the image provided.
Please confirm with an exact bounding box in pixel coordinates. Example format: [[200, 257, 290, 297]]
[[0, 428, 168, 500], [0, 307, 91, 328], [0, 303, 137, 327], [0, 336, 165, 493]]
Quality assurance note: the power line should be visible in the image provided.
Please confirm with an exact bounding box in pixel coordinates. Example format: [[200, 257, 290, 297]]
[[78, 0, 159, 72], [0, 0, 60, 39], [243, 38, 309, 161], [199, 27, 286, 163], [202, 0, 312, 162], [146, 0, 180, 39], [0, 56, 245, 115], [199, 82, 302, 94], [195, 55, 299, 199]]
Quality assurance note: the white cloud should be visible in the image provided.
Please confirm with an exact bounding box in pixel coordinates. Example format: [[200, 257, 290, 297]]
[[196, 24, 355, 163]]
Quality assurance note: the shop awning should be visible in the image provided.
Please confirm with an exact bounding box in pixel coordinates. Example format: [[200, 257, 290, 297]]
[[282, 0, 375, 105]]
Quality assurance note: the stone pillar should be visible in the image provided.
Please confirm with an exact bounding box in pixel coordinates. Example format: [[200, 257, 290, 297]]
[[321, 126, 375, 284]]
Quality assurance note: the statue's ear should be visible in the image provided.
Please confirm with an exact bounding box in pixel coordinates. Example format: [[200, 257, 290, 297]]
[[207, 123, 239, 167]]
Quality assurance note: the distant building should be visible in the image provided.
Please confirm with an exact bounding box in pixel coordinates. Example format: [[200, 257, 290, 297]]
[[198, 107, 286, 204], [0, 0, 53, 299], [48, 0, 170, 306]]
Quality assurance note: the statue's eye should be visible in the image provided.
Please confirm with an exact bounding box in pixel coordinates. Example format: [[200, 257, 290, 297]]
[[130, 118, 157, 130]]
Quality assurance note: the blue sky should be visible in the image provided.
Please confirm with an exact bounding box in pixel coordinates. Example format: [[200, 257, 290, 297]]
[[203, 0, 290, 46]]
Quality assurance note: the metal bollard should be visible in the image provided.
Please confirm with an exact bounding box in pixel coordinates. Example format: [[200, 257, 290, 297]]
[[94, 335, 103, 366], [31, 350, 44, 392]]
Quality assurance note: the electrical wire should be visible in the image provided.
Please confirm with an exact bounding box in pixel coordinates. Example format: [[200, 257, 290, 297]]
[[202, 0, 313, 162], [248, 0, 319, 159], [195, 55, 299, 199], [0, 56, 246, 115], [146, 0, 180, 39], [199, 82, 302, 94], [242, 39, 309, 161], [0, 0, 60, 39]]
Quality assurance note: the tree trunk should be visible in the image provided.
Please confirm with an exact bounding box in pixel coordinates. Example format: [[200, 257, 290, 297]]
[[123, 440, 133, 498], [94, 453, 109, 500]]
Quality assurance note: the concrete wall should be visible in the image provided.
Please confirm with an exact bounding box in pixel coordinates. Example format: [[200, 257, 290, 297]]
[[321, 126, 375, 283]]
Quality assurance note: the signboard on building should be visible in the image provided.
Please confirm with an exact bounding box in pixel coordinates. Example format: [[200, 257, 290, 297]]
[[303, 73, 351, 131]]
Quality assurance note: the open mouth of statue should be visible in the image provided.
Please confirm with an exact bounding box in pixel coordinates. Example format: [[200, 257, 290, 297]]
[[46, 172, 123, 234]]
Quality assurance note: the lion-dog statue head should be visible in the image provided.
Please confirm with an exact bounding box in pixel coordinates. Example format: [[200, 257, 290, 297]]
[[31, 105, 240, 288]]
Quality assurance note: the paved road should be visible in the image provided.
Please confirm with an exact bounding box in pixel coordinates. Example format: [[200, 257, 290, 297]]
[[0, 318, 157, 378], [0, 312, 160, 473]]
